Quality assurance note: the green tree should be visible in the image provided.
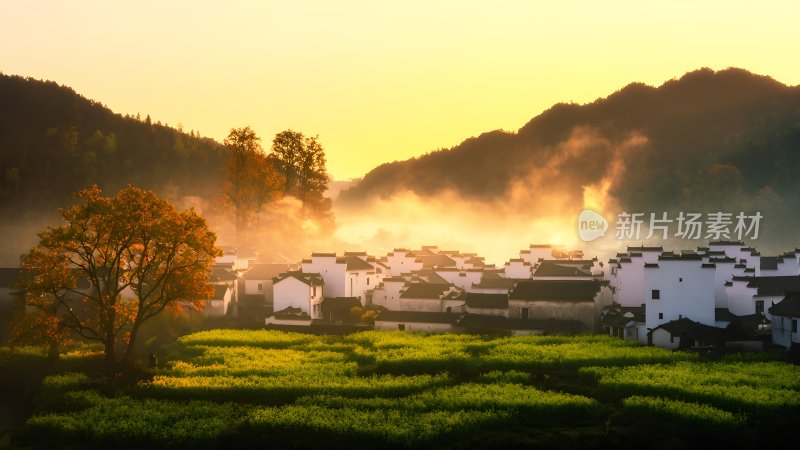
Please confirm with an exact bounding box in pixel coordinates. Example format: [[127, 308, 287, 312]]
[[14, 185, 221, 368], [223, 127, 283, 242], [270, 129, 331, 209]]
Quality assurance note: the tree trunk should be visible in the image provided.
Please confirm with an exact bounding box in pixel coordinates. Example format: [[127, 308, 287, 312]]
[[104, 337, 118, 372], [122, 319, 143, 365]]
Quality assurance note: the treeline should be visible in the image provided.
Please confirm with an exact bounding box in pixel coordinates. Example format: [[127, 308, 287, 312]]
[[339, 68, 800, 213], [0, 74, 227, 213]]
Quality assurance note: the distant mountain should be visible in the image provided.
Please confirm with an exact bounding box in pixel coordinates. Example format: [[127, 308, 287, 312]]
[[339, 68, 800, 219], [0, 74, 227, 213]]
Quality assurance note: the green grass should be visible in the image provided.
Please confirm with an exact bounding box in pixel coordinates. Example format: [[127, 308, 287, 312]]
[[7, 330, 800, 449]]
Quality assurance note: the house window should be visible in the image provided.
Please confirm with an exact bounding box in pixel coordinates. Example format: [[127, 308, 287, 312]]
[[755, 300, 764, 314], [651, 289, 660, 300], [670, 335, 674, 344], [521, 307, 529, 319], [658, 313, 663, 320], [257, 283, 263, 292], [313, 286, 317, 297], [398, 324, 406, 331], [793, 319, 798, 333], [446, 306, 452, 313], [367, 278, 370, 286], [679, 278, 683, 282]]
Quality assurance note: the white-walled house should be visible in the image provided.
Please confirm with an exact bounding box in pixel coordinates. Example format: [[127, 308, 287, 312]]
[[725, 275, 800, 321], [234, 247, 258, 271], [532, 261, 595, 280], [242, 264, 290, 304], [707, 241, 747, 261], [504, 259, 532, 279], [649, 317, 723, 350], [464, 293, 509, 317], [374, 310, 457, 332], [272, 272, 324, 318], [434, 268, 484, 290], [383, 249, 423, 276], [370, 277, 408, 310], [468, 276, 518, 294], [613, 254, 645, 307], [507, 280, 612, 331], [759, 256, 799, 277], [769, 293, 800, 349], [707, 257, 736, 308], [627, 246, 662, 264], [644, 254, 716, 332], [203, 285, 232, 317], [375, 282, 464, 313], [215, 246, 237, 265], [519, 244, 554, 265], [301, 253, 376, 301], [600, 304, 647, 344]]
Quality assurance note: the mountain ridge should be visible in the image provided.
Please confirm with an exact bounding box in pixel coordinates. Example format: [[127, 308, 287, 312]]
[[339, 67, 800, 212]]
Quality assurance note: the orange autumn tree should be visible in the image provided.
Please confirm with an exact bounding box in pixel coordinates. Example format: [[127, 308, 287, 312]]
[[16, 185, 221, 367]]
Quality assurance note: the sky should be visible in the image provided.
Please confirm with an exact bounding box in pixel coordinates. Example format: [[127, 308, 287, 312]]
[[2, 1, 799, 180]]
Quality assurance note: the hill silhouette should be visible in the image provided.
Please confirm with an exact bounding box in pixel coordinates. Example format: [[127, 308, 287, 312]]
[[340, 68, 800, 219], [0, 73, 226, 213]]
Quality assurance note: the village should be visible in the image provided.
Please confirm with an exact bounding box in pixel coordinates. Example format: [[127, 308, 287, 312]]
[[1, 241, 798, 353], [183, 241, 798, 353]]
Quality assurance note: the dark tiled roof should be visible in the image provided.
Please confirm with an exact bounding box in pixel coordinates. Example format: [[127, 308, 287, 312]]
[[311, 252, 337, 257], [273, 306, 311, 320], [465, 293, 508, 309], [211, 285, 229, 300], [652, 318, 724, 345], [243, 264, 290, 281], [410, 270, 451, 284], [416, 254, 457, 268], [644, 263, 658, 268], [533, 261, 592, 277], [210, 266, 238, 282], [659, 254, 702, 261], [337, 256, 374, 271], [471, 278, 518, 290], [715, 308, 735, 322], [321, 297, 361, 312], [709, 240, 745, 246], [709, 257, 735, 263], [733, 313, 770, 328], [769, 293, 800, 317], [273, 271, 324, 286], [509, 280, 602, 302], [742, 276, 800, 296], [759, 256, 781, 271], [445, 290, 466, 300], [457, 314, 584, 332], [400, 283, 450, 299], [602, 314, 637, 328], [627, 245, 663, 252], [375, 310, 457, 324]]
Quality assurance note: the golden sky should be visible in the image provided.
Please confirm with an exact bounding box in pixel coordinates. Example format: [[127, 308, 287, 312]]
[[2, 0, 799, 180]]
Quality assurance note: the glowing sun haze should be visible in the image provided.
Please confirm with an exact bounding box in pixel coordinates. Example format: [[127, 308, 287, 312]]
[[2, 1, 799, 181]]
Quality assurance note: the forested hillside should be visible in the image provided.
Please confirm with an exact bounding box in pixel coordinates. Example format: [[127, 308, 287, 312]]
[[340, 68, 800, 215], [0, 74, 227, 213]]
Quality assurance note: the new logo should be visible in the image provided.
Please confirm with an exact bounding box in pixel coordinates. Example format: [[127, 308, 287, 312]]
[[578, 210, 608, 242]]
